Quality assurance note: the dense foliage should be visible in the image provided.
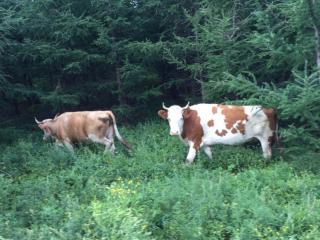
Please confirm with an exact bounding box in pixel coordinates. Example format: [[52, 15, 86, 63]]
[[1, 0, 320, 150], [1, 122, 320, 239]]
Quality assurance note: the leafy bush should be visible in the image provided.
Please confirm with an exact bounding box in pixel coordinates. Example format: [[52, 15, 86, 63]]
[[1, 121, 320, 239]]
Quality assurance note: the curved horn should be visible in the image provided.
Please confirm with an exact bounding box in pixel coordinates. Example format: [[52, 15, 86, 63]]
[[162, 102, 169, 110], [54, 113, 60, 119], [35, 117, 42, 124], [182, 102, 190, 110]]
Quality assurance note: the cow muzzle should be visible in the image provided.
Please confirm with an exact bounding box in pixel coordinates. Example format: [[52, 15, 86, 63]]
[[170, 131, 180, 136], [43, 133, 51, 140]]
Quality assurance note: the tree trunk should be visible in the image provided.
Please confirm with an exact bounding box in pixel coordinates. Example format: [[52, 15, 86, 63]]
[[307, 0, 320, 70], [314, 26, 320, 69], [194, 20, 205, 101], [200, 80, 205, 101], [55, 78, 62, 91]]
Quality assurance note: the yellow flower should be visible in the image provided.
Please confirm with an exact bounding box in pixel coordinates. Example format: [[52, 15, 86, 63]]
[[117, 176, 122, 181]]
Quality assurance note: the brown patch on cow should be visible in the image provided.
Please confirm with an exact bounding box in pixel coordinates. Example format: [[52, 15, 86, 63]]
[[207, 119, 214, 127], [263, 108, 278, 146], [236, 121, 246, 135], [221, 105, 248, 134], [158, 110, 168, 119], [263, 108, 277, 131], [231, 128, 237, 134], [98, 116, 111, 124], [181, 108, 204, 150], [215, 129, 228, 137], [212, 106, 217, 114]]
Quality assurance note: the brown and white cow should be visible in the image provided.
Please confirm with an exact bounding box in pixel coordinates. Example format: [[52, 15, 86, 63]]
[[35, 111, 131, 153], [158, 103, 277, 163]]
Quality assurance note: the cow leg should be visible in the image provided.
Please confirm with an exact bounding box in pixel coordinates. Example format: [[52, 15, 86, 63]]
[[257, 136, 272, 159], [106, 143, 115, 154], [203, 145, 213, 160], [63, 140, 74, 153], [105, 128, 115, 154], [186, 143, 197, 164], [103, 138, 115, 154], [88, 134, 114, 154], [54, 140, 64, 148]]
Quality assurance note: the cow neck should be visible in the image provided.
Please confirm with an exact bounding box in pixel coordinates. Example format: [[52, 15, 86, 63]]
[[181, 109, 203, 150]]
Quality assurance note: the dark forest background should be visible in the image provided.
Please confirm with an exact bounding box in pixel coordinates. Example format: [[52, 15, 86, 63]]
[[0, 0, 319, 151]]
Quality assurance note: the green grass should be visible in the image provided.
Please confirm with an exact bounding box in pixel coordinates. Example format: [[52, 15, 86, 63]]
[[1, 121, 320, 239]]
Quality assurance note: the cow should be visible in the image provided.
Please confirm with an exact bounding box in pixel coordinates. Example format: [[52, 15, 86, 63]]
[[35, 111, 131, 153], [158, 102, 277, 164]]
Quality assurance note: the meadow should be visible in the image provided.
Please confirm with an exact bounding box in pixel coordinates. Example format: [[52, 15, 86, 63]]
[[1, 121, 320, 239], [1, 0, 320, 239]]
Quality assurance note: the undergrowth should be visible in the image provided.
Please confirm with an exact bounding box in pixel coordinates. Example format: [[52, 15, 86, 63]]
[[0, 121, 319, 239]]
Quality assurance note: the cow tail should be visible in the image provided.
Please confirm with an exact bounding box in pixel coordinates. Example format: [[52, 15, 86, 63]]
[[107, 111, 132, 150]]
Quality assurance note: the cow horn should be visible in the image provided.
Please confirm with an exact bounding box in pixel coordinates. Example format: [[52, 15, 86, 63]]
[[54, 113, 60, 119], [162, 102, 169, 110], [182, 102, 190, 110], [35, 117, 42, 124]]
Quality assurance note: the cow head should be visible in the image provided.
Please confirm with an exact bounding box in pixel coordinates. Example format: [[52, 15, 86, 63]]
[[35, 117, 53, 140], [158, 102, 190, 136]]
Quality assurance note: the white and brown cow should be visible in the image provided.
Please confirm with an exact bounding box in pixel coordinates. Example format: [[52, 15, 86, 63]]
[[35, 111, 131, 153], [158, 103, 277, 163]]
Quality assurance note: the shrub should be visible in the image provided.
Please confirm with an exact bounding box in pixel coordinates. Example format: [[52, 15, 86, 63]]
[[1, 121, 319, 239]]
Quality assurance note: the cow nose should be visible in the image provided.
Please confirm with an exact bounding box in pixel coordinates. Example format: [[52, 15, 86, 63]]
[[170, 131, 179, 136]]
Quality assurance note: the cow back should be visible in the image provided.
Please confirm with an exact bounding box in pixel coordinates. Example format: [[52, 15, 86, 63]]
[[53, 111, 111, 142]]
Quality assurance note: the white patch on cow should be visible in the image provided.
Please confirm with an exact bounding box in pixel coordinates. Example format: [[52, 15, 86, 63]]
[[166, 105, 184, 135], [193, 104, 246, 145], [244, 106, 269, 137], [186, 141, 197, 163], [203, 145, 212, 160], [256, 135, 272, 158]]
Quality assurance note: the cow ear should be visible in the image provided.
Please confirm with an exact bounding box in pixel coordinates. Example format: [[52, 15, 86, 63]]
[[158, 110, 168, 119], [183, 107, 192, 119]]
